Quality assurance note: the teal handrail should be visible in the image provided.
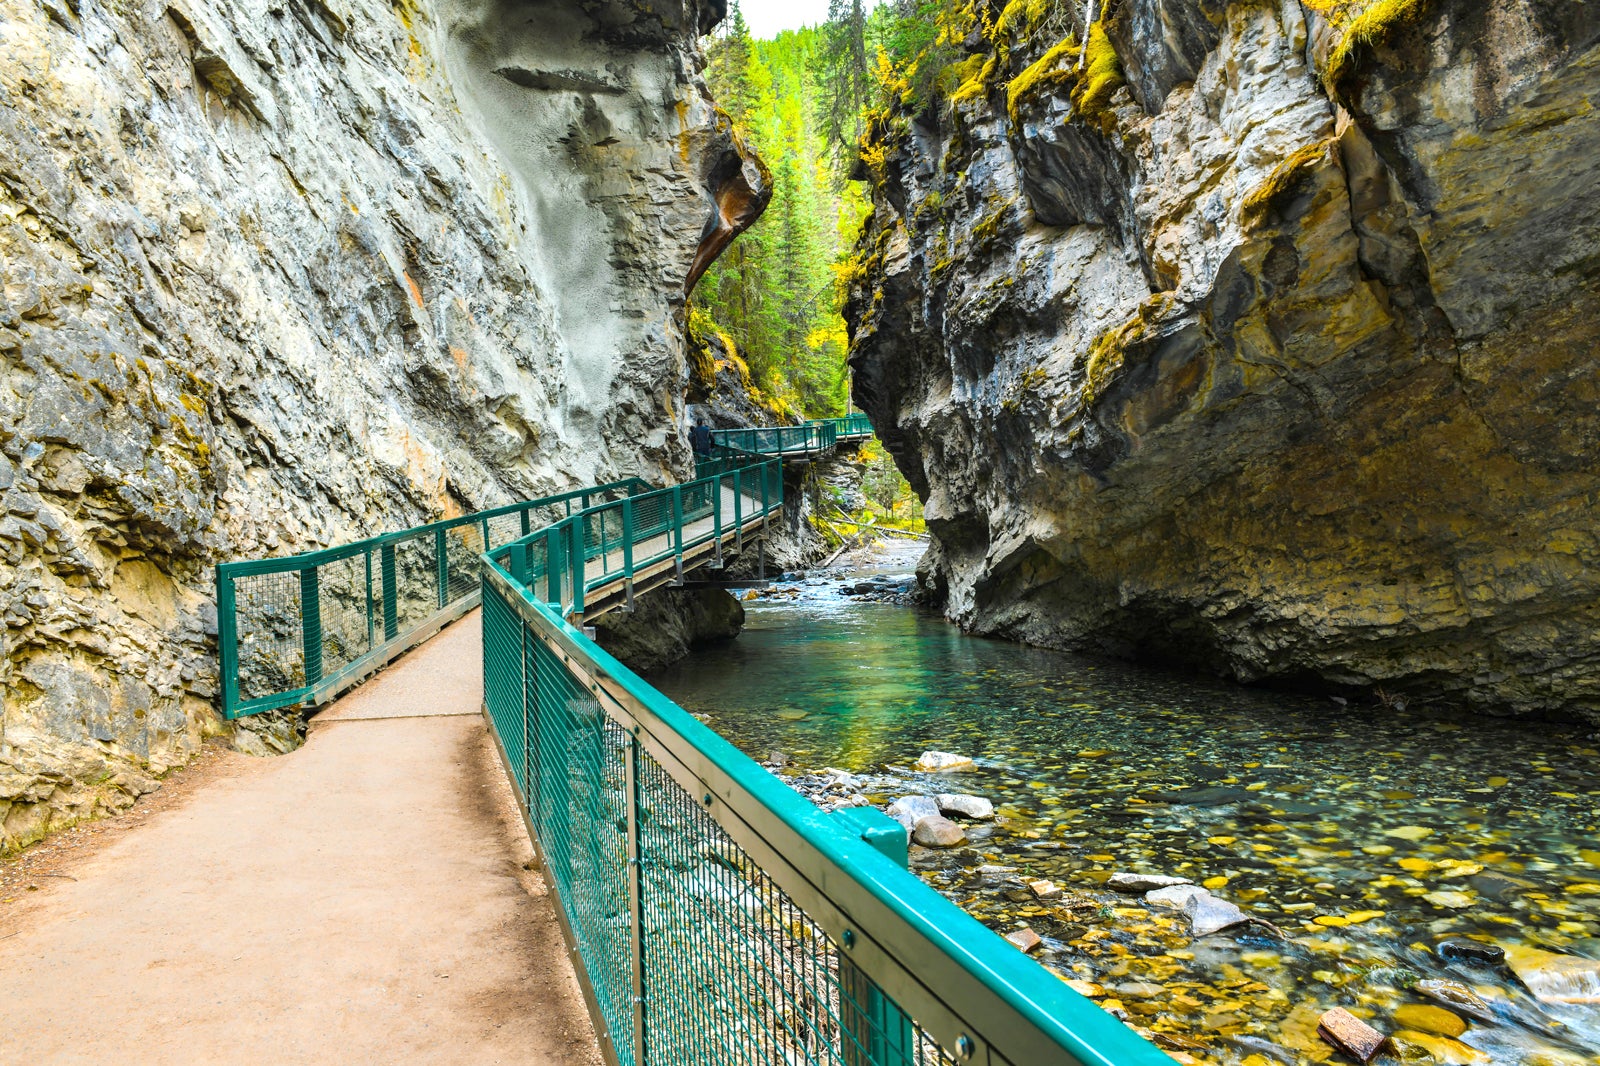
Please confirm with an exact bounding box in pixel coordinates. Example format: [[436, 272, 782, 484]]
[[479, 443, 1167, 1066], [215, 478, 648, 719]]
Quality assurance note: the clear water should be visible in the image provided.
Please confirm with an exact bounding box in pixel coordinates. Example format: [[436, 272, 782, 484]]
[[652, 571, 1600, 1065]]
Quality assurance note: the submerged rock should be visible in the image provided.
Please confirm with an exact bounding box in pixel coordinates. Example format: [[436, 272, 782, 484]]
[[1184, 891, 1250, 937], [1414, 980, 1499, 1023], [1107, 872, 1192, 893], [1435, 938, 1505, 967], [1391, 1003, 1467, 1038], [914, 751, 977, 773]]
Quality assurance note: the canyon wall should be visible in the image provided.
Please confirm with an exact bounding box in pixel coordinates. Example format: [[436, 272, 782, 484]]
[[847, 0, 1600, 721], [0, 0, 762, 849]]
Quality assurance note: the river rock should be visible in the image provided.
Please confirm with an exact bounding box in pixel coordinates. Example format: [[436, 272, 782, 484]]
[[912, 816, 966, 848], [935, 793, 995, 820], [886, 796, 942, 831], [1107, 872, 1192, 893], [1146, 884, 1208, 909], [1503, 944, 1600, 1004], [1184, 891, 1250, 937], [1422, 890, 1476, 909], [1004, 927, 1042, 953], [1026, 879, 1063, 901], [1389, 1031, 1489, 1064], [1414, 980, 1499, 1023], [1391, 1004, 1466, 1038], [1435, 938, 1505, 967], [914, 751, 976, 773], [1317, 1007, 1386, 1063]]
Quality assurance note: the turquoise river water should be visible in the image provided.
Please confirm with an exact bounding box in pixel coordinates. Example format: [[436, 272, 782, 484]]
[[651, 565, 1600, 1066]]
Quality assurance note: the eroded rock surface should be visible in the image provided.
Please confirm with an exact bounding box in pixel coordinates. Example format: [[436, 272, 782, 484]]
[[0, 0, 763, 849], [846, 0, 1600, 721]]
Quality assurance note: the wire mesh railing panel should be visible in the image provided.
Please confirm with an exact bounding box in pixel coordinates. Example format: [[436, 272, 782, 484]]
[[528, 633, 636, 1065], [317, 553, 371, 680], [234, 569, 306, 703], [444, 523, 484, 604], [392, 532, 439, 632], [482, 582, 526, 795], [487, 511, 525, 549], [636, 755, 959, 1066]]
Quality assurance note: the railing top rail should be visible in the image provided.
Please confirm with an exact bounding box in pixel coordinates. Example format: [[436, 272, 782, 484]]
[[216, 477, 650, 578]]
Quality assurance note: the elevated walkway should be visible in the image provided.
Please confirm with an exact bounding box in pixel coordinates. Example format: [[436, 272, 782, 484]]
[[184, 418, 1165, 1066]]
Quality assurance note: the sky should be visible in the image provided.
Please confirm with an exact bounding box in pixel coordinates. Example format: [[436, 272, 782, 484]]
[[736, 0, 835, 38]]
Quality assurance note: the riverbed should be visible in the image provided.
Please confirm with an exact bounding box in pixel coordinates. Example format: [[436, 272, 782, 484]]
[[650, 547, 1600, 1065]]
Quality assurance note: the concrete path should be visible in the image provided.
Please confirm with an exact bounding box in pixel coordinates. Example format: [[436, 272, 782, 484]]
[[0, 612, 600, 1065]]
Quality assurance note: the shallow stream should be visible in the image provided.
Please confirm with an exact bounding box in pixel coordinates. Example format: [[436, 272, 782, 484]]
[[651, 552, 1600, 1066]]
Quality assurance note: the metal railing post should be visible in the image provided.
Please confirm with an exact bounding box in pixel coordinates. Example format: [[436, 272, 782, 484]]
[[568, 522, 586, 620], [733, 466, 743, 550], [215, 566, 240, 719], [547, 528, 563, 608], [300, 566, 323, 693]]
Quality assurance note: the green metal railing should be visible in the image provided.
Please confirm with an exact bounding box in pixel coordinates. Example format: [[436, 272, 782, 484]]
[[710, 421, 839, 459], [215, 479, 647, 719], [826, 412, 875, 441], [481, 452, 1166, 1066]]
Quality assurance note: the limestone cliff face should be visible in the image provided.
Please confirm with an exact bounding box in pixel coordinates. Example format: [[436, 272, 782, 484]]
[[0, 0, 764, 849], [847, 0, 1600, 721]]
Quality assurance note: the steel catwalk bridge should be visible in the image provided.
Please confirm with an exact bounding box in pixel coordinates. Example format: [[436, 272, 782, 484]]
[[214, 416, 1166, 1066]]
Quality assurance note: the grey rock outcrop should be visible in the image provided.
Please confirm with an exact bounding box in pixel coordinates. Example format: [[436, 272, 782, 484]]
[[0, 0, 765, 850], [846, 0, 1600, 722], [591, 585, 745, 675]]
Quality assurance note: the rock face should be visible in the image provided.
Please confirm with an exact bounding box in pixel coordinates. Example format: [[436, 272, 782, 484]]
[[846, 0, 1600, 722], [0, 0, 766, 850], [591, 585, 745, 675]]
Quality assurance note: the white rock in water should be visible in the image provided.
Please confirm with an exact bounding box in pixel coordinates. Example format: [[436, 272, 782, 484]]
[[1504, 945, 1600, 1004], [1107, 872, 1192, 893], [1184, 891, 1250, 936], [915, 751, 976, 772], [912, 816, 966, 848], [935, 793, 994, 819], [885, 795, 941, 830], [1146, 884, 1208, 909]]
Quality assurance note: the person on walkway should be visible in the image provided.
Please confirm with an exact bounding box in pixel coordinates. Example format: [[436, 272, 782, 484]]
[[690, 419, 713, 456]]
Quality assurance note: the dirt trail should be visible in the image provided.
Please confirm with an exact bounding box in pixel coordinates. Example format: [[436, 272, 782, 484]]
[[0, 612, 601, 1065]]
